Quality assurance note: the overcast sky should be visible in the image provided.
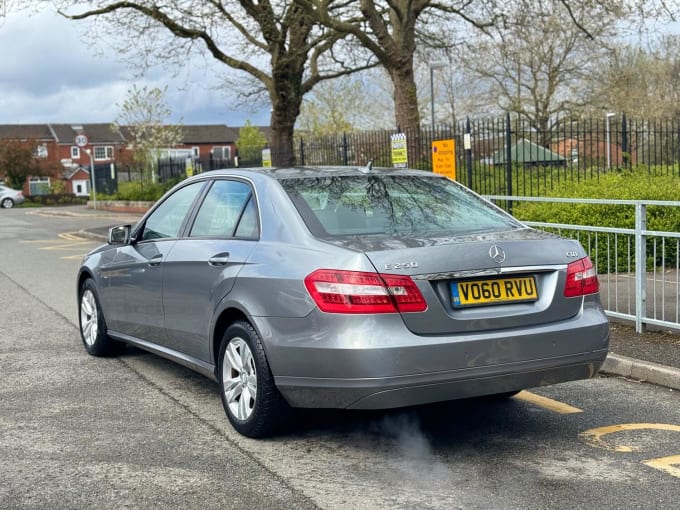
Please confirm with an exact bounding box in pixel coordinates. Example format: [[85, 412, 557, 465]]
[[0, 9, 271, 127]]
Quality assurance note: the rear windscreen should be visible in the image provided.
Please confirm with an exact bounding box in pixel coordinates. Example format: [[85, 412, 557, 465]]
[[280, 175, 521, 237]]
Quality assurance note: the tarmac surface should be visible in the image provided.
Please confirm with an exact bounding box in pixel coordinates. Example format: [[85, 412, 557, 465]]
[[39, 205, 680, 393]]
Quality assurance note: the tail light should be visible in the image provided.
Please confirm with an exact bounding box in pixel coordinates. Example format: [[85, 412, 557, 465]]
[[304, 269, 427, 314], [564, 257, 599, 297]]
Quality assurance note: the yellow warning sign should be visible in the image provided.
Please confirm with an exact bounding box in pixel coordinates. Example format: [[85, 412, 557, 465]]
[[432, 139, 456, 180], [391, 133, 408, 168]]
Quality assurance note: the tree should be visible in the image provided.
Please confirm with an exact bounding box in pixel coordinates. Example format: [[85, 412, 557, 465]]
[[299, 0, 501, 133], [113, 85, 184, 182], [297, 77, 368, 135], [46, 0, 375, 166], [0, 140, 48, 190], [586, 36, 680, 118], [236, 121, 268, 164], [457, 1, 622, 144]]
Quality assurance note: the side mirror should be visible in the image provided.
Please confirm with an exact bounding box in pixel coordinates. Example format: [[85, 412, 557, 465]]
[[108, 225, 132, 245]]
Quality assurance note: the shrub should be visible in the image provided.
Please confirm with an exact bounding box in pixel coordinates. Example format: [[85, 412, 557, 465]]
[[25, 194, 87, 206], [99, 179, 180, 202], [512, 168, 680, 271]]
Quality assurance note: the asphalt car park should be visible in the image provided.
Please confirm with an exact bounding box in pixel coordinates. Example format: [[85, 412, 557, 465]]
[[1, 205, 679, 509]]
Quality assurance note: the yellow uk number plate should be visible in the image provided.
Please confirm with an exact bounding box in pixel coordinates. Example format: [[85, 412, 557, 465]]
[[451, 276, 538, 308]]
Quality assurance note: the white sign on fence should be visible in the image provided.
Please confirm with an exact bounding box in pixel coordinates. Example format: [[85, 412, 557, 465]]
[[391, 133, 408, 168]]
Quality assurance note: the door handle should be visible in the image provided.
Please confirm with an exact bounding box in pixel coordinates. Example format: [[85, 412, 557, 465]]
[[209, 253, 230, 266], [148, 254, 163, 266]]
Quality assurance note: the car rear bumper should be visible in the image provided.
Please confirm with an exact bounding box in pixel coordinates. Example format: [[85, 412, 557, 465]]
[[275, 350, 607, 409], [255, 299, 610, 409]]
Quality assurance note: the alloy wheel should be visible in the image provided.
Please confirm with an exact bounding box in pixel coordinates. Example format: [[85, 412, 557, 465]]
[[80, 289, 98, 347], [222, 337, 258, 421]]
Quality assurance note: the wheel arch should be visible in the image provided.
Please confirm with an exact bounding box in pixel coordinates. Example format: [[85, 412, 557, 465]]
[[77, 268, 95, 295], [212, 307, 251, 372]]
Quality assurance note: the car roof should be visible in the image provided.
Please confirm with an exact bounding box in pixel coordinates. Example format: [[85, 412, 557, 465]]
[[192, 166, 442, 181]]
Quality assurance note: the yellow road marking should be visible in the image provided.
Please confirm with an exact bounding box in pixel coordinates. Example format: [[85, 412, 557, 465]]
[[40, 242, 90, 251], [643, 455, 680, 479], [59, 232, 86, 241], [579, 423, 680, 452], [61, 254, 87, 260], [21, 240, 55, 244], [514, 390, 582, 414]]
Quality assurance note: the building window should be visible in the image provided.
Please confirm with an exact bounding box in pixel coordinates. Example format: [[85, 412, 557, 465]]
[[94, 146, 114, 161], [211, 146, 231, 161], [71, 146, 80, 159], [192, 146, 200, 158], [29, 176, 50, 196], [158, 148, 192, 159], [34, 145, 48, 159]]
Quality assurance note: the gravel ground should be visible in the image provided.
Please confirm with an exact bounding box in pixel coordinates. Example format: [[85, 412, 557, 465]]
[[608, 321, 680, 369]]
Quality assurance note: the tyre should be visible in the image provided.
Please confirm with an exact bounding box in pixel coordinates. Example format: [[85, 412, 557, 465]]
[[1, 198, 14, 209], [78, 279, 123, 357], [218, 321, 289, 438]]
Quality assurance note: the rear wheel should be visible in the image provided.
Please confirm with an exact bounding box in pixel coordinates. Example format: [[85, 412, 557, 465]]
[[218, 321, 289, 438], [1, 198, 14, 209], [78, 279, 123, 357]]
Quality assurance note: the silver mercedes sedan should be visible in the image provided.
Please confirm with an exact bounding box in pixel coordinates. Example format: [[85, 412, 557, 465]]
[[77, 167, 609, 437]]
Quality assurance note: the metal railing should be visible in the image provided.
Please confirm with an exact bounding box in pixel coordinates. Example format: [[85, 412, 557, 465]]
[[485, 195, 680, 333], [290, 115, 680, 198]]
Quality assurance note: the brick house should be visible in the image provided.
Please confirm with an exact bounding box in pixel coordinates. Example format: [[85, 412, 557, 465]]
[[0, 122, 269, 196], [0, 124, 61, 195], [118, 124, 243, 169], [50, 124, 128, 196]]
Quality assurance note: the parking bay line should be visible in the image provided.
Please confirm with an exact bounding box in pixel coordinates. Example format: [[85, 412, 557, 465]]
[[514, 390, 583, 414], [58, 232, 89, 241]]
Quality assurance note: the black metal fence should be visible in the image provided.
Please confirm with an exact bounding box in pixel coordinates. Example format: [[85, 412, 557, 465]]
[[290, 114, 680, 199], [92, 163, 118, 195], [152, 114, 680, 198], [154, 154, 233, 182]]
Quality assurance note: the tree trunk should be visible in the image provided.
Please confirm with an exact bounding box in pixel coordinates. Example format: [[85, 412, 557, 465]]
[[269, 51, 305, 167], [390, 65, 422, 165], [390, 64, 420, 132], [269, 105, 297, 167]]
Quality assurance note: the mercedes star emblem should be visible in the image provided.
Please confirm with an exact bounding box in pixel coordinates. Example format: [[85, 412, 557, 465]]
[[489, 245, 506, 264]]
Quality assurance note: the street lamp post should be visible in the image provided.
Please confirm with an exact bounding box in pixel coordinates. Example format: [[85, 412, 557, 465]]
[[84, 149, 97, 210], [429, 63, 446, 130], [606, 112, 615, 171]]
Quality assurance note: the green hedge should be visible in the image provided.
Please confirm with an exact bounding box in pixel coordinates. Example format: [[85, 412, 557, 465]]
[[25, 194, 88, 206], [512, 169, 680, 271], [98, 179, 181, 202]]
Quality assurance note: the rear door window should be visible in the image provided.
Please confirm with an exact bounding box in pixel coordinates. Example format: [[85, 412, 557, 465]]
[[190, 180, 258, 238]]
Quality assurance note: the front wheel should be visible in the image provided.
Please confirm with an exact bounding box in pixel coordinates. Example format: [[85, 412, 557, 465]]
[[78, 279, 123, 357], [1, 198, 14, 209], [218, 321, 289, 438]]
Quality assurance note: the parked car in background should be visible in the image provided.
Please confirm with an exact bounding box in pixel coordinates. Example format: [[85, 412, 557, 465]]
[[76, 166, 609, 438], [0, 185, 25, 208]]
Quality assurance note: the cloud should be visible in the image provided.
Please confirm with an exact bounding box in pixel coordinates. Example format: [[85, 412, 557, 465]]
[[0, 9, 270, 126], [0, 10, 127, 95]]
